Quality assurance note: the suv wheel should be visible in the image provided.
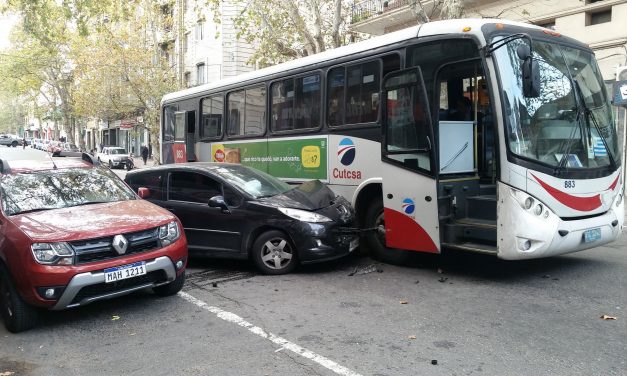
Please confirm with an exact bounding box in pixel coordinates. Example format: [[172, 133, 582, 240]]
[[0, 265, 38, 333], [153, 271, 185, 296], [251, 230, 297, 275], [11, 141, 17, 147], [108, 160, 114, 169]]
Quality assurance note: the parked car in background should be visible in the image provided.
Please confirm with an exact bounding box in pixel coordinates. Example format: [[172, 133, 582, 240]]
[[125, 163, 358, 275], [0, 154, 188, 333], [31, 139, 42, 150], [47, 141, 62, 155], [97, 147, 132, 169], [58, 143, 81, 157], [0, 134, 19, 147]]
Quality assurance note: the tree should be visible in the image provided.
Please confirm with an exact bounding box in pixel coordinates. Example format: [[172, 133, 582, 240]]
[[410, 0, 464, 23], [226, 0, 352, 67]]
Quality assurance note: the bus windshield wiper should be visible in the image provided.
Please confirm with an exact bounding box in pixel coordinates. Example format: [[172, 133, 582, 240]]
[[572, 80, 617, 171]]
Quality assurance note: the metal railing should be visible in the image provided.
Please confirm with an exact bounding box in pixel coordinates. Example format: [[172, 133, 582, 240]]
[[350, 0, 411, 24]]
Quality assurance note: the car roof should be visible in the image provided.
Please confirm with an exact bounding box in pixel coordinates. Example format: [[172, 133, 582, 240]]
[[127, 162, 255, 177]]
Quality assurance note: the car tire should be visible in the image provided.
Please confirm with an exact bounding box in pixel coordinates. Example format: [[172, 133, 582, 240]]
[[11, 141, 17, 147], [363, 197, 411, 265], [108, 160, 114, 169], [251, 230, 298, 275], [0, 264, 39, 333], [153, 271, 185, 297]]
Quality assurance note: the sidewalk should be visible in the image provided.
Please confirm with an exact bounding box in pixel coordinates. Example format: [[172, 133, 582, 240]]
[[131, 155, 156, 169]]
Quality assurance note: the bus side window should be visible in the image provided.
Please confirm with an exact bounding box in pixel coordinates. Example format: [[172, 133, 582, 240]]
[[327, 68, 345, 126], [201, 94, 223, 139]]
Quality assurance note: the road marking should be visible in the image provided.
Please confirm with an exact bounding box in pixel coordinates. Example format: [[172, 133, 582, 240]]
[[178, 291, 362, 376]]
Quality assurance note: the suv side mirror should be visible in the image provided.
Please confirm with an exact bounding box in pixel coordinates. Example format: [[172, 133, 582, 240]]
[[208, 195, 231, 214], [137, 187, 151, 199]]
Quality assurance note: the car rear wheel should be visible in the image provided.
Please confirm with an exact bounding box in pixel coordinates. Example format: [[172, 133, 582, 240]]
[[153, 271, 185, 297], [364, 197, 411, 265], [0, 264, 38, 333], [251, 230, 297, 275]]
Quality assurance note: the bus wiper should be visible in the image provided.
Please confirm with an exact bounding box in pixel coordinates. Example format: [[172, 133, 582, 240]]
[[573, 81, 617, 171]]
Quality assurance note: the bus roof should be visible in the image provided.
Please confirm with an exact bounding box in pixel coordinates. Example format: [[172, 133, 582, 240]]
[[161, 18, 558, 104]]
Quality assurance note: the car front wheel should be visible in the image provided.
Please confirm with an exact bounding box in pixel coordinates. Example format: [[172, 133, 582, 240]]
[[251, 230, 297, 275], [108, 160, 114, 169], [0, 265, 38, 333]]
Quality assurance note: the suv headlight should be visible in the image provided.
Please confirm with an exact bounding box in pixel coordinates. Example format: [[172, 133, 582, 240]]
[[159, 221, 180, 246], [278, 207, 332, 223], [31, 243, 74, 265]]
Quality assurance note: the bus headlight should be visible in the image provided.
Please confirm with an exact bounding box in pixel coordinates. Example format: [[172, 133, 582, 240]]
[[534, 204, 543, 216], [524, 197, 534, 210]]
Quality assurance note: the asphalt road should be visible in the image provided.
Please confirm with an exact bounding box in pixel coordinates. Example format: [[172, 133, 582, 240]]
[[1, 146, 626, 375]]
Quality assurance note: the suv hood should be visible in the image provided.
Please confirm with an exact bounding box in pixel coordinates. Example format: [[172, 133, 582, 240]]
[[9, 200, 174, 242]]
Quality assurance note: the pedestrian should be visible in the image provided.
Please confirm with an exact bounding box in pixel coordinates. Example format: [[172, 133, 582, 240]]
[[22, 137, 26, 149], [140, 145, 149, 165], [99, 142, 104, 152]]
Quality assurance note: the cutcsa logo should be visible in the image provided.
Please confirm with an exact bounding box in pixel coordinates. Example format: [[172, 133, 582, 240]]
[[337, 138, 356, 166], [401, 198, 415, 215]]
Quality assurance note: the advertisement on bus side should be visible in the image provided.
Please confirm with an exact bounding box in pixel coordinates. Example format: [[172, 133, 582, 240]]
[[210, 136, 328, 181]]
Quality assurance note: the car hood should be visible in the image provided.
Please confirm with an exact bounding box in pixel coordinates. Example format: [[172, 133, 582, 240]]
[[9, 200, 174, 242], [260, 180, 337, 210]]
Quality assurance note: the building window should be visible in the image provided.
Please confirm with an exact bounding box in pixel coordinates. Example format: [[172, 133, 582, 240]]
[[587, 9, 611, 25], [196, 63, 205, 85], [184, 72, 191, 88], [184, 32, 189, 52], [195, 21, 204, 41]]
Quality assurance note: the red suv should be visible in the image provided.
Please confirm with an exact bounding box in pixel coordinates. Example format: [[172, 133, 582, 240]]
[[0, 155, 188, 333]]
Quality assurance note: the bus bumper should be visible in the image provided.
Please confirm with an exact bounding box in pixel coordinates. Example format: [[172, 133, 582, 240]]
[[497, 183, 624, 260]]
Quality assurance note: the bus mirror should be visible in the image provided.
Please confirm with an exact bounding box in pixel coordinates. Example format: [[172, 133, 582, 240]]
[[517, 44, 540, 98], [522, 58, 540, 98]]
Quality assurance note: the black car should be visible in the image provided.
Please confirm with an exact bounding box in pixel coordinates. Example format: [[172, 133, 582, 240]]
[[125, 163, 358, 274]]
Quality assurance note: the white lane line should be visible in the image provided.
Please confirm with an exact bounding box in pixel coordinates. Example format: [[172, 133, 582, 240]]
[[178, 291, 362, 376]]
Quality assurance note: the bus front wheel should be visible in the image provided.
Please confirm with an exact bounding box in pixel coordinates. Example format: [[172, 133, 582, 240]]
[[364, 198, 410, 265]]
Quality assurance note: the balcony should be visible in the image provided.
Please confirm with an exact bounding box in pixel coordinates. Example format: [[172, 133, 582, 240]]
[[350, 0, 417, 35]]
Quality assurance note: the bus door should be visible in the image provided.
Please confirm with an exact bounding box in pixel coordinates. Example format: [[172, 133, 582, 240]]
[[185, 110, 197, 162], [380, 68, 440, 253]]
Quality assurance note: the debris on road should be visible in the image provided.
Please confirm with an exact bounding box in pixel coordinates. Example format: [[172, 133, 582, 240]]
[[111, 315, 120, 321], [415, 280, 420, 284], [600, 314, 617, 320], [438, 277, 448, 283], [431, 360, 438, 365], [437, 268, 443, 274], [0, 372, 15, 376], [400, 300, 408, 304], [348, 264, 380, 276], [408, 335, 416, 340], [212, 282, 218, 288]]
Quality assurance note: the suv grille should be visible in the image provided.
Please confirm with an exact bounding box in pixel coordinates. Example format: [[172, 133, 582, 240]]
[[70, 228, 160, 264], [70, 270, 166, 305]]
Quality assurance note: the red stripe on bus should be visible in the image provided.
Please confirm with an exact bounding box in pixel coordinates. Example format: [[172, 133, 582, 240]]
[[337, 146, 353, 154], [383, 208, 438, 253], [609, 174, 620, 191], [531, 173, 601, 211]]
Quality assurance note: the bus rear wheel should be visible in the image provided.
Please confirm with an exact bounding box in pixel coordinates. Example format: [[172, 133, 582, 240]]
[[364, 197, 411, 265]]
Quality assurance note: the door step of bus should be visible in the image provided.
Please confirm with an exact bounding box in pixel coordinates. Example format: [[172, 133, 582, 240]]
[[441, 242, 498, 255], [466, 195, 497, 221], [479, 184, 496, 196], [443, 218, 496, 245]]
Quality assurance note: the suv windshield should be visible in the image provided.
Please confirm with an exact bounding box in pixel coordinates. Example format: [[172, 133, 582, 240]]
[[1, 167, 136, 215], [493, 38, 619, 170], [212, 166, 292, 198], [110, 148, 127, 155]]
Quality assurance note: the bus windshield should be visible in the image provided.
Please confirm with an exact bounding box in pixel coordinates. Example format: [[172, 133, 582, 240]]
[[493, 38, 620, 170]]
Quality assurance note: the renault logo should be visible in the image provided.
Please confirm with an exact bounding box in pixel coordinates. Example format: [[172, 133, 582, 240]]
[[112, 234, 129, 255]]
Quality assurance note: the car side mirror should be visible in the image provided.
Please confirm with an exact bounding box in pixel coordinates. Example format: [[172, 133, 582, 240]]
[[137, 187, 150, 199], [208, 195, 231, 214]]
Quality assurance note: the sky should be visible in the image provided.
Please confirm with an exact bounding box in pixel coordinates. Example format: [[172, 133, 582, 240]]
[[0, 14, 18, 49]]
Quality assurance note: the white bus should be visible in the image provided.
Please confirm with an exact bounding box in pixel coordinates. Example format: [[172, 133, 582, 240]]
[[160, 19, 624, 263]]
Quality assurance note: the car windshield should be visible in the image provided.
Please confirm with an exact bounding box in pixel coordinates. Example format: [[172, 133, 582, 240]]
[[0, 167, 136, 216], [212, 166, 292, 198], [493, 38, 620, 169], [110, 148, 127, 154]]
